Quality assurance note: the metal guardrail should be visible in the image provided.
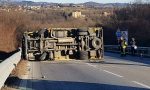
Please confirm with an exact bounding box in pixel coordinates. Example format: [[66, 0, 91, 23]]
[[104, 45, 150, 57], [0, 49, 21, 89]]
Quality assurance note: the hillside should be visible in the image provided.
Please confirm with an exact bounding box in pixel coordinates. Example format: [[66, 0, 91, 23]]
[[0, 2, 149, 52], [0, 0, 128, 8]]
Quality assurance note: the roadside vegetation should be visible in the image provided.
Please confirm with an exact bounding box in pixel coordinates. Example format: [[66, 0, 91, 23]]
[[0, 7, 110, 52], [0, 3, 149, 52], [106, 3, 150, 46]]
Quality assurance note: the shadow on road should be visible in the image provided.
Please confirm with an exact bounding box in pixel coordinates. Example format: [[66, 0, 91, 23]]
[[3, 76, 21, 89], [104, 52, 150, 66], [17, 79, 149, 90]]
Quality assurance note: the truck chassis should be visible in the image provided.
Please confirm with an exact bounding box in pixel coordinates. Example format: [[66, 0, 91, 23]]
[[22, 27, 104, 61]]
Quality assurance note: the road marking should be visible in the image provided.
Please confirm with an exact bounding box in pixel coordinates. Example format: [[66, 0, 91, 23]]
[[86, 63, 124, 78], [103, 70, 123, 78], [101, 65, 117, 68], [86, 63, 97, 68], [132, 81, 150, 89]]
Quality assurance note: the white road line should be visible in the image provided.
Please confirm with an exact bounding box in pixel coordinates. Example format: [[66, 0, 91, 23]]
[[101, 65, 117, 68], [103, 70, 123, 78], [86, 63, 124, 78], [86, 63, 97, 68], [132, 81, 150, 89]]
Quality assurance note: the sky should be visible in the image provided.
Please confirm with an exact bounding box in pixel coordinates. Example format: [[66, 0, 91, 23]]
[[30, 0, 134, 3]]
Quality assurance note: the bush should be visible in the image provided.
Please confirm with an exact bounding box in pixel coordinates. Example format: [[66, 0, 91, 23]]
[[112, 4, 150, 46]]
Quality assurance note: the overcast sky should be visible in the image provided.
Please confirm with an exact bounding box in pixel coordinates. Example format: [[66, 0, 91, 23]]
[[31, 0, 134, 3]]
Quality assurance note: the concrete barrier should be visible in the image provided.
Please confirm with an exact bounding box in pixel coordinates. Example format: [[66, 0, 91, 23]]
[[0, 49, 21, 89]]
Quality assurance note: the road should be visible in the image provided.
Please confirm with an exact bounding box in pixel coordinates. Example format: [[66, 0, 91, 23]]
[[21, 52, 150, 90]]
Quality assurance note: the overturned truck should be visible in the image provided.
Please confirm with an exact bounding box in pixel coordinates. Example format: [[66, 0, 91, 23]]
[[22, 27, 104, 61]]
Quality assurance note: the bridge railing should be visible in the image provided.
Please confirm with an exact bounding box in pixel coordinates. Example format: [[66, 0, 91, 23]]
[[104, 45, 150, 57], [0, 49, 21, 89]]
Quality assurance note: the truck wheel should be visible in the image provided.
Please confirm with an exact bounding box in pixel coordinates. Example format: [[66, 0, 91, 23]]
[[79, 51, 88, 60], [40, 52, 47, 61], [92, 38, 102, 49]]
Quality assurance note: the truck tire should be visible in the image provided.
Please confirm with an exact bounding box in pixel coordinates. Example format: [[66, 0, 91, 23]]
[[40, 52, 47, 61], [92, 37, 102, 49], [79, 51, 88, 60], [78, 32, 88, 36]]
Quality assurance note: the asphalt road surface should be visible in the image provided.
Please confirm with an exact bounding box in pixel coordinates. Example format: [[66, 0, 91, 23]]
[[21, 52, 150, 90]]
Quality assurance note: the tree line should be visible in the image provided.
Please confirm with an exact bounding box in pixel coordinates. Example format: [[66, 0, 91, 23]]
[[0, 4, 149, 52], [103, 3, 150, 46]]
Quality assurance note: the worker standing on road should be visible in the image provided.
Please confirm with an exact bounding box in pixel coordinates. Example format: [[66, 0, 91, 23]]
[[119, 37, 128, 57], [130, 38, 137, 56]]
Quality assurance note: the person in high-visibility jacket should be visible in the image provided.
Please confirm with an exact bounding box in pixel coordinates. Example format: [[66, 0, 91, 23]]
[[119, 37, 128, 56]]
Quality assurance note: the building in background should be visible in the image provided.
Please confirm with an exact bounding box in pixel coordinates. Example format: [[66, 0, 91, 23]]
[[72, 11, 85, 18]]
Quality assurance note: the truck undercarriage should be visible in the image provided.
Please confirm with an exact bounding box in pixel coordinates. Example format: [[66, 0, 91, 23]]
[[22, 27, 104, 62]]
